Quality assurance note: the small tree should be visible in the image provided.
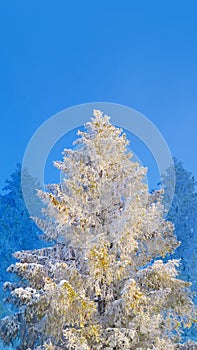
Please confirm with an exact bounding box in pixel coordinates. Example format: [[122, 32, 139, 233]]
[[0, 110, 197, 349]]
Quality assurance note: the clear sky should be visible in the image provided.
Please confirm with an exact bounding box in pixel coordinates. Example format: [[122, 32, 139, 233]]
[[0, 1, 197, 191]]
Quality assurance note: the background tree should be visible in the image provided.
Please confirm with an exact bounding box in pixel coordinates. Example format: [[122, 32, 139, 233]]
[[0, 165, 47, 314], [0, 111, 197, 349], [162, 158, 197, 342]]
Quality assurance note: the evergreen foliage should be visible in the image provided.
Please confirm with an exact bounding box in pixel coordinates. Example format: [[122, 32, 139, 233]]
[[163, 158, 197, 341], [0, 112, 197, 349], [0, 164, 46, 317]]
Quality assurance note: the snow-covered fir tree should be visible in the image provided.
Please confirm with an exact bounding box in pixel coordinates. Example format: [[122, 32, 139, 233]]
[[162, 158, 197, 341], [0, 111, 197, 349], [0, 164, 45, 281], [0, 164, 47, 319]]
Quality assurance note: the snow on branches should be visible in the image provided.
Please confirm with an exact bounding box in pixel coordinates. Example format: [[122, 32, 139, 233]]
[[0, 110, 197, 349]]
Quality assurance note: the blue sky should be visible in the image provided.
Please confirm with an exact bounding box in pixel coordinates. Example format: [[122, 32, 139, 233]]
[[0, 1, 197, 191]]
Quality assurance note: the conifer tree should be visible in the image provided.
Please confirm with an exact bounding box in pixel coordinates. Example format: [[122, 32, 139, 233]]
[[0, 165, 45, 314], [162, 158, 197, 341], [0, 111, 197, 349]]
